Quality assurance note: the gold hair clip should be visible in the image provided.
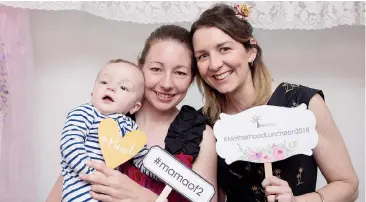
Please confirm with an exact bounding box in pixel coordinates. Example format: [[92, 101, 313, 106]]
[[234, 3, 252, 20]]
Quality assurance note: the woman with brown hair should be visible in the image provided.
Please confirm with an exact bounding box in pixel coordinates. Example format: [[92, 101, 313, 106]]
[[190, 3, 359, 202], [47, 24, 218, 202]]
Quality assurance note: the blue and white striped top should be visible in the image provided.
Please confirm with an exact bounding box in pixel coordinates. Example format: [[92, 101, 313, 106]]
[[60, 103, 155, 202]]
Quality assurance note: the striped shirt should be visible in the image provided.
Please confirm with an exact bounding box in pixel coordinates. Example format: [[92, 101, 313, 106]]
[[60, 103, 155, 202]]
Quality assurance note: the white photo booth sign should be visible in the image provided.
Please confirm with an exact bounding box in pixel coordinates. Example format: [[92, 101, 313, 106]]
[[214, 104, 319, 176]]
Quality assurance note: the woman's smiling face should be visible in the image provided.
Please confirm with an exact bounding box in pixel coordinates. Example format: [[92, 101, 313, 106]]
[[141, 40, 193, 112]]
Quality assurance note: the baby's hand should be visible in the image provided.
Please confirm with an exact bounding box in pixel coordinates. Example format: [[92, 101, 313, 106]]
[[87, 170, 106, 185], [80, 160, 107, 184]]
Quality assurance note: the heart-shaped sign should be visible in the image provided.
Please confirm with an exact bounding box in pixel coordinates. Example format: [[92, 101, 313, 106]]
[[98, 118, 147, 169]]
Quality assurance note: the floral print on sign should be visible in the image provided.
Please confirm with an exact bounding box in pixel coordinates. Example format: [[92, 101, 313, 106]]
[[238, 140, 298, 163]]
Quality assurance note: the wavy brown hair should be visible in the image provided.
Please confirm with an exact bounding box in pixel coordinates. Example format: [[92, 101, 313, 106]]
[[191, 3, 272, 124]]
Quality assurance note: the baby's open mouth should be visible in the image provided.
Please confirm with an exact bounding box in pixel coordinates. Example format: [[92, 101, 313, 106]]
[[102, 95, 114, 102]]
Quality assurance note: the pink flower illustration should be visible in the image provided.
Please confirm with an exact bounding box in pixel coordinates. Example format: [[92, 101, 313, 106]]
[[273, 147, 285, 160], [261, 154, 272, 162], [248, 148, 263, 161]]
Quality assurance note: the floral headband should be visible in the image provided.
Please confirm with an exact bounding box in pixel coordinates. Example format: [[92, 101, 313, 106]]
[[234, 3, 252, 20]]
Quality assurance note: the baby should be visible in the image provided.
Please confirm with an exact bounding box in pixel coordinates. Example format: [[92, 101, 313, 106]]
[[60, 59, 150, 202]]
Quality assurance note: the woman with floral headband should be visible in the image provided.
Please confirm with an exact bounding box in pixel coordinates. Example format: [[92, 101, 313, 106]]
[[191, 3, 358, 202]]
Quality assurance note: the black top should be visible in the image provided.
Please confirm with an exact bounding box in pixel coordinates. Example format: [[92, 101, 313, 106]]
[[130, 105, 207, 160], [164, 105, 208, 160], [212, 82, 324, 202]]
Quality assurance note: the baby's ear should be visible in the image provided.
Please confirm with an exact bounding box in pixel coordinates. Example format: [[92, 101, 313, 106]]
[[129, 102, 142, 115]]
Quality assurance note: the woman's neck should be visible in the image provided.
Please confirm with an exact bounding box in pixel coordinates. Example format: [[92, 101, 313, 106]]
[[135, 100, 178, 130], [225, 78, 277, 115], [225, 75, 256, 114]]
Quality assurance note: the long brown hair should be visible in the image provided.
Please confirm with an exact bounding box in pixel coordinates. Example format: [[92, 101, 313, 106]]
[[191, 3, 272, 124]]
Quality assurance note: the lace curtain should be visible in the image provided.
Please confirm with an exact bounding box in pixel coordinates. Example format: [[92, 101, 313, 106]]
[[0, 1, 365, 30], [0, 5, 35, 202]]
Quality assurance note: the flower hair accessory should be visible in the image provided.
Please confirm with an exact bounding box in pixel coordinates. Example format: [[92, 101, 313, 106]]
[[234, 3, 252, 20]]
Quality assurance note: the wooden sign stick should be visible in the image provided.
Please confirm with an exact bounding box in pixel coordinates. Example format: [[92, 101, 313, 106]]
[[264, 162, 273, 178], [155, 185, 173, 202]]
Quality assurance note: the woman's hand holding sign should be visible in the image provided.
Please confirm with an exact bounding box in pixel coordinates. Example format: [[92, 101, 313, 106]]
[[80, 160, 161, 202], [262, 176, 296, 202]]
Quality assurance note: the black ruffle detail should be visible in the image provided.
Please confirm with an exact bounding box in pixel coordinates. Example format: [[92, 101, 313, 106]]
[[164, 105, 208, 160]]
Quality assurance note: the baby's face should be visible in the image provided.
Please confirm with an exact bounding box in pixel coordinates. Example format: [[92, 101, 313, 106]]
[[91, 62, 144, 115]]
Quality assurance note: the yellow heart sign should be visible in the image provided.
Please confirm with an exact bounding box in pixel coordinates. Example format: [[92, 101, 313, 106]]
[[98, 118, 147, 169]]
